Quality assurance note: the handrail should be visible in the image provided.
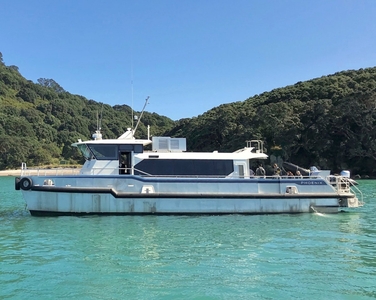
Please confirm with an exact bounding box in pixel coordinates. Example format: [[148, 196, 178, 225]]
[[327, 175, 364, 205], [20, 163, 81, 176], [350, 182, 364, 205], [132, 168, 153, 176], [21, 163, 346, 180]]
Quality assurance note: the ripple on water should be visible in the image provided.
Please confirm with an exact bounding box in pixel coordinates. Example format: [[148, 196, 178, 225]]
[[1, 178, 376, 299]]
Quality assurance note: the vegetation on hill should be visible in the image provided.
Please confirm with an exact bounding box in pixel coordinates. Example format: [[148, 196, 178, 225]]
[[1, 51, 376, 176], [167, 68, 376, 176], [0, 52, 175, 169]]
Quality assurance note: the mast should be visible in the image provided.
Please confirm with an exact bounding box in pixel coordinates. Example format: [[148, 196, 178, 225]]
[[92, 105, 103, 140], [133, 96, 149, 137], [131, 62, 134, 130]]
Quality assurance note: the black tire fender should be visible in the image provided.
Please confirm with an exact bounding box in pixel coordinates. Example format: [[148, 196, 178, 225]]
[[15, 177, 21, 190], [20, 177, 33, 190]]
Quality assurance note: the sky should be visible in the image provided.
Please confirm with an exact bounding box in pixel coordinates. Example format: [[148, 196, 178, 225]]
[[1, 0, 376, 120]]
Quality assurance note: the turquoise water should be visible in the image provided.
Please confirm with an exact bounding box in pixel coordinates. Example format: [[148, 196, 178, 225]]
[[1, 176, 376, 299]]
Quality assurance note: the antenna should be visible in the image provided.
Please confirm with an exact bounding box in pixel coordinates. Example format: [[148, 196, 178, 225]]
[[96, 111, 99, 131], [95, 104, 104, 132], [99, 104, 103, 131], [133, 96, 149, 137], [131, 60, 134, 130], [92, 105, 103, 140]]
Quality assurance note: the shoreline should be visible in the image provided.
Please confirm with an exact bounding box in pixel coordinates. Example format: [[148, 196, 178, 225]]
[[0, 168, 80, 177], [0, 169, 21, 176]]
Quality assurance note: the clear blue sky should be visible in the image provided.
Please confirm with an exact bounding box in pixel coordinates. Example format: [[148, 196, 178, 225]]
[[1, 0, 376, 120]]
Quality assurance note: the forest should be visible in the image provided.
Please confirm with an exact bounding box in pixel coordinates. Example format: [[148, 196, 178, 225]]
[[0, 52, 175, 169], [165, 68, 376, 176], [1, 51, 376, 176]]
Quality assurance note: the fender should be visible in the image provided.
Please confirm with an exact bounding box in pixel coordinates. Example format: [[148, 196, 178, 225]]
[[19, 177, 33, 190]]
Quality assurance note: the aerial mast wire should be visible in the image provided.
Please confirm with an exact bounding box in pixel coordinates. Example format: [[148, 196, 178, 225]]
[[133, 96, 149, 136], [131, 60, 134, 130], [99, 104, 103, 131]]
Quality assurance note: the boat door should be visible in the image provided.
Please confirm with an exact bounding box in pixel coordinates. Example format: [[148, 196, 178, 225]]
[[234, 162, 246, 178], [118, 144, 144, 175], [119, 152, 132, 175]]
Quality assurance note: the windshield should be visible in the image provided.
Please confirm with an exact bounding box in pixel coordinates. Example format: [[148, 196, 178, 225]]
[[87, 144, 118, 160], [77, 144, 94, 160]]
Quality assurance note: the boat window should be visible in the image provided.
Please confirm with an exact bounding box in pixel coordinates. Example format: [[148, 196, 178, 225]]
[[77, 144, 94, 160], [238, 165, 245, 178], [134, 159, 234, 176], [119, 144, 143, 153], [88, 145, 118, 160]]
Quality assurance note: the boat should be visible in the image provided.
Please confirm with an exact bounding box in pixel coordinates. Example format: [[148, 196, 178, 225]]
[[14, 109, 364, 216]]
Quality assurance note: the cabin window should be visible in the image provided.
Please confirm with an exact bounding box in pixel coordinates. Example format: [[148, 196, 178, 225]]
[[238, 165, 245, 178], [77, 144, 94, 160], [119, 144, 143, 153], [88, 145, 118, 160], [134, 159, 234, 176]]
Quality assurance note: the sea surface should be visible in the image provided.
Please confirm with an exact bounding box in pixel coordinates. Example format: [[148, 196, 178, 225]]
[[1, 176, 376, 299]]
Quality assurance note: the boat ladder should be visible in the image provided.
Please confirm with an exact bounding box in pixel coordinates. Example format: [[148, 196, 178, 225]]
[[330, 176, 364, 206]]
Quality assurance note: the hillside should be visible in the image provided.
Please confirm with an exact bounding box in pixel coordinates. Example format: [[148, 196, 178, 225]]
[[166, 67, 376, 175], [1, 52, 376, 176], [0, 53, 175, 169]]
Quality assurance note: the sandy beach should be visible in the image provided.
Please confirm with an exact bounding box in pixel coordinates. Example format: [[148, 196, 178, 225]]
[[0, 170, 21, 176], [0, 168, 80, 176]]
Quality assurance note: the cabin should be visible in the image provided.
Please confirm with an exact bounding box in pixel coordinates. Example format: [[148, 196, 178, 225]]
[[72, 132, 268, 178]]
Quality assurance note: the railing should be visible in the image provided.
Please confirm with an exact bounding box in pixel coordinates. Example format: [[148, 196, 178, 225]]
[[20, 163, 81, 176], [328, 175, 364, 205], [349, 181, 364, 206], [19, 163, 358, 193], [20, 163, 327, 179]]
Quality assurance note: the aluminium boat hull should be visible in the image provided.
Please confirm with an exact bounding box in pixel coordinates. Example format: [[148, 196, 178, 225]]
[[26, 193, 342, 215], [17, 175, 358, 215]]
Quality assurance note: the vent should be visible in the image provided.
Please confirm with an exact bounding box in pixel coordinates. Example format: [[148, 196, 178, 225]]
[[152, 137, 186, 152]]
